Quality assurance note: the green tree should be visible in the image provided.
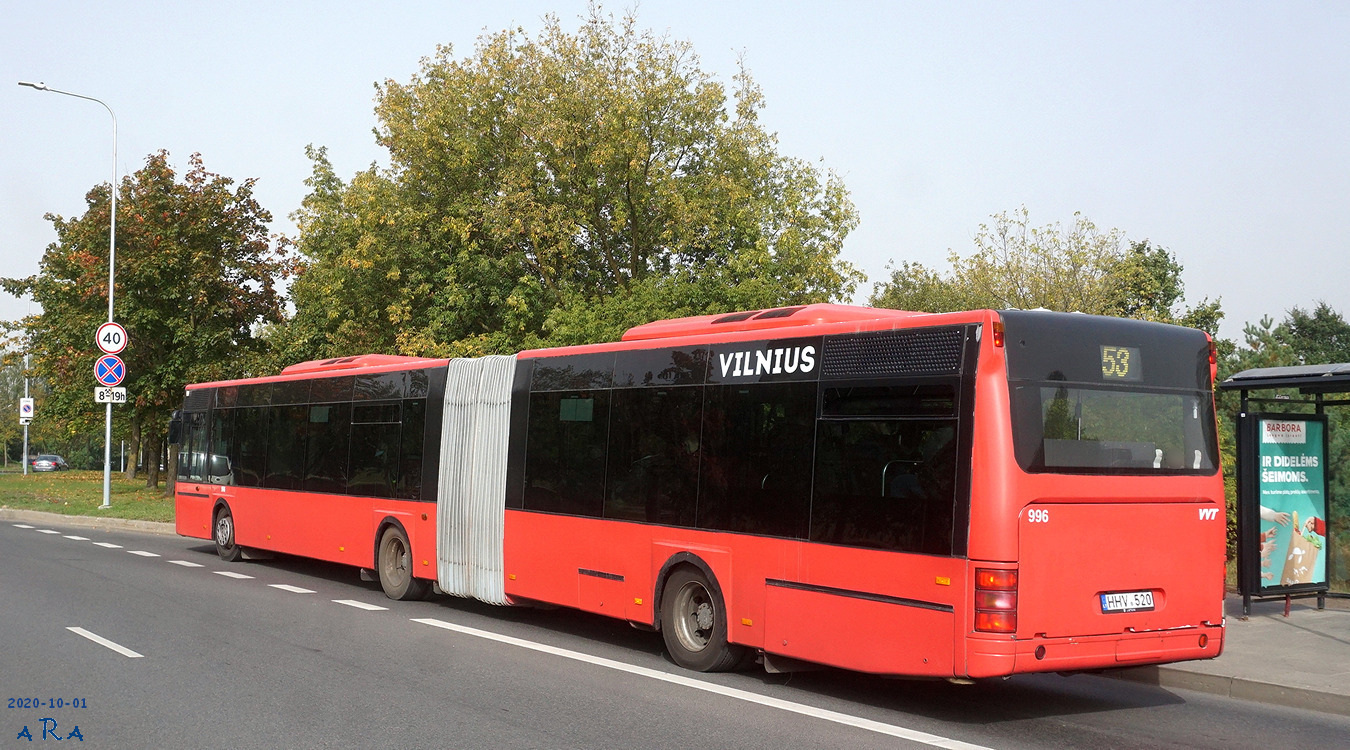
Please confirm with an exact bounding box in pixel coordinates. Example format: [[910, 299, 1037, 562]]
[[2, 151, 288, 488], [278, 7, 860, 362], [870, 208, 1221, 333], [1276, 302, 1350, 366]]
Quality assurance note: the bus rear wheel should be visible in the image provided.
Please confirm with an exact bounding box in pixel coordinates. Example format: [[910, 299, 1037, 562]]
[[660, 567, 745, 672], [213, 504, 243, 563], [377, 525, 430, 601]]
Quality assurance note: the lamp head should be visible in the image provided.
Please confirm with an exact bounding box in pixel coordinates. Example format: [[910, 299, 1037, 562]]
[[18, 81, 49, 91]]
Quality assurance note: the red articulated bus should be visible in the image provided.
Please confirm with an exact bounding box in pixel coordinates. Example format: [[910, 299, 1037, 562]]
[[172, 304, 1226, 678]]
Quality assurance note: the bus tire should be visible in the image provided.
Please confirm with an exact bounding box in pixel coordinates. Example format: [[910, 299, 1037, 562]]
[[377, 525, 430, 601], [213, 503, 243, 563], [660, 567, 744, 672]]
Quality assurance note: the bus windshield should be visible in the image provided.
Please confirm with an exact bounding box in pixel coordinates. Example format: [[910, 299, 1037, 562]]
[[1001, 311, 1218, 475]]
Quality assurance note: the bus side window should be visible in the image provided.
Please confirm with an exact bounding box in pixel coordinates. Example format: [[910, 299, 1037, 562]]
[[523, 390, 609, 517]]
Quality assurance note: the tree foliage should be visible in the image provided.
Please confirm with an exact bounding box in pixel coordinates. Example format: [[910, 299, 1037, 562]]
[[2, 151, 288, 485], [869, 206, 1222, 333], [278, 7, 860, 362]]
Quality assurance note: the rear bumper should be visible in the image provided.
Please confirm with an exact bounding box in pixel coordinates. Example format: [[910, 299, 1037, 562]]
[[966, 623, 1224, 678]]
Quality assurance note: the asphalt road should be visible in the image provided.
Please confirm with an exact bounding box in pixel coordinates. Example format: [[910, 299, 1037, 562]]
[[3, 519, 1347, 749]]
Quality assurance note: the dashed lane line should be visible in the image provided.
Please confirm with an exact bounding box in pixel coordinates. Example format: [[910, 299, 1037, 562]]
[[269, 584, 316, 594], [333, 599, 389, 611], [67, 627, 144, 658]]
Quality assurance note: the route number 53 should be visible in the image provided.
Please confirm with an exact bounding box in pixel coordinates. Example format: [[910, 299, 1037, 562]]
[[1100, 344, 1140, 381]]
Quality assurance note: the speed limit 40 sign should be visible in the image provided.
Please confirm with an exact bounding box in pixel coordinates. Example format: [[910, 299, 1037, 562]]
[[96, 322, 127, 354]]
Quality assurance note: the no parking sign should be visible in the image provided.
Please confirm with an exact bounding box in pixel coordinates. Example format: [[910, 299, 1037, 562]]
[[95, 355, 126, 387]]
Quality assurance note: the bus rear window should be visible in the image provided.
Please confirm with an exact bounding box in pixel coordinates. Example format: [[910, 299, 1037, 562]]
[[1010, 385, 1216, 473], [1001, 310, 1219, 475]]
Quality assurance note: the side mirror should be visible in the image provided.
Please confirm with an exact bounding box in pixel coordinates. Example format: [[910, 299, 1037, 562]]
[[167, 410, 183, 445]]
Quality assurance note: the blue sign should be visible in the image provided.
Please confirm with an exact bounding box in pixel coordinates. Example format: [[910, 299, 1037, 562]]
[[95, 355, 125, 387]]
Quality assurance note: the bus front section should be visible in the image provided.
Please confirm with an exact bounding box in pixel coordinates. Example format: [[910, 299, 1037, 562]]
[[966, 310, 1225, 677]]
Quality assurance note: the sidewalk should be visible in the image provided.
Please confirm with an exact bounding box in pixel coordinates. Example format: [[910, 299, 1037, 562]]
[[1113, 592, 1350, 716], [4, 507, 1347, 716]]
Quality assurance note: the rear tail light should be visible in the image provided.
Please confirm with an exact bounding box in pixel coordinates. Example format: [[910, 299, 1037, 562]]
[[975, 567, 1018, 634], [992, 320, 1005, 348]]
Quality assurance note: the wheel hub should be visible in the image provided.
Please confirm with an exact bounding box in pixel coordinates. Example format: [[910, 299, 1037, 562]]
[[695, 602, 714, 631]]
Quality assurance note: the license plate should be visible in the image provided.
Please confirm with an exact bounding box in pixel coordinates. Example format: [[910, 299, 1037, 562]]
[[1101, 590, 1155, 613]]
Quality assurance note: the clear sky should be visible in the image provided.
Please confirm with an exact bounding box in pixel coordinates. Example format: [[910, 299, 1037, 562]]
[[3, 1, 1347, 341]]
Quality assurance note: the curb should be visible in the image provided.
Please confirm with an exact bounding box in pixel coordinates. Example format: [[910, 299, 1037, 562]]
[[0, 507, 176, 536], [1110, 665, 1350, 717]]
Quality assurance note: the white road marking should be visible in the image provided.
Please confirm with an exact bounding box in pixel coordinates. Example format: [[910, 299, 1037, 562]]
[[128, 550, 160, 557], [63, 535, 90, 541], [410, 618, 993, 750], [38, 529, 62, 534], [214, 571, 254, 579], [67, 627, 144, 658], [93, 542, 123, 549], [168, 560, 204, 568], [269, 584, 315, 594], [333, 599, 389, 611], [13, 524, 34, 528]]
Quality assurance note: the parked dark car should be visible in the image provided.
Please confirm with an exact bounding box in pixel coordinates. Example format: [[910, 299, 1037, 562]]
[[31, 454, 69, 471]]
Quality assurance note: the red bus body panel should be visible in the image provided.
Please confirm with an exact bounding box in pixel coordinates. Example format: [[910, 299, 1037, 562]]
[[175, 481, 437, 578], [504, 509, 964, 677]]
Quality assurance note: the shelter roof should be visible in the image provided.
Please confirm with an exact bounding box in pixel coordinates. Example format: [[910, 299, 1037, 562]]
[[1219, 363, 1350, 394]]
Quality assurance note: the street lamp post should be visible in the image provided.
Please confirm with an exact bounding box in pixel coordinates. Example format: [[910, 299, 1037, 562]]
[[19, 81, 118, 509]]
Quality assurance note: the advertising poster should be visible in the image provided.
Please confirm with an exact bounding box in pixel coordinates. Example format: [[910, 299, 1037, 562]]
[[1255, 417, 1329, 592]]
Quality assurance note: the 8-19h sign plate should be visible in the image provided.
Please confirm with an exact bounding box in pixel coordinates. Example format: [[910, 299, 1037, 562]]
[[95, 387, 127, 404]]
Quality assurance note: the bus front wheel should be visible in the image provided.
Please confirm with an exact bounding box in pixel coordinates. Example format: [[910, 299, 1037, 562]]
[[213, 504, 242, 563], [660, 567, 744, 672], [377, 525, 430, 601]]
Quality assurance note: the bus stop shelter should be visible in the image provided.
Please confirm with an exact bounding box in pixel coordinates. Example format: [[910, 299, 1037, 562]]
[[1220, 363, 1350, 615]]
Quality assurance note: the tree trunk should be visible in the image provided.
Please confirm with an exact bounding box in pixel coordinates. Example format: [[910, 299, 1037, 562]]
[[165, 432, 177, 495], [145, 433, 161, 489], [124, 417, 141, 481]]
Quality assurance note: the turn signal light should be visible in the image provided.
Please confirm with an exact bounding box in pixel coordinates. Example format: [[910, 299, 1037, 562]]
[[992, 320, 1005, 348], [976, 569, 1017, 591]]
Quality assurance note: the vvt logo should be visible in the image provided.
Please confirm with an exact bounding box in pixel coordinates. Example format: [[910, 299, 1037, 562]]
[[1198, 508, 1219, 521]]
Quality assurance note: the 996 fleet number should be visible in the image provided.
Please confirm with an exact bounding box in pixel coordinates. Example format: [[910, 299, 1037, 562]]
[[8, 698, 88, 709]]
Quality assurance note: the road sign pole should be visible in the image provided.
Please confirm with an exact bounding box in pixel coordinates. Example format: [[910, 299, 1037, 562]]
[[23, 353, 30, 477], [102, 402, 112, 509]]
